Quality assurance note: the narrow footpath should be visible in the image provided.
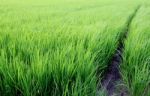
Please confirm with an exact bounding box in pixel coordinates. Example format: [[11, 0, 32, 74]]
[[100, 6, 141, 96]]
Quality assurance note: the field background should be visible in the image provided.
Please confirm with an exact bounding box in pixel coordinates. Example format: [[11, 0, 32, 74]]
[[0, 0, 150, 96]]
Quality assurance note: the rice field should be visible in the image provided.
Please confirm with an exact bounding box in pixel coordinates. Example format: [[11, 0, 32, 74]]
[[0, 0, 149, 96]]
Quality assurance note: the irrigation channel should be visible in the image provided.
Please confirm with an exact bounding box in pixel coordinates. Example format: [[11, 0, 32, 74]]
[[98, 6, 141, 96]]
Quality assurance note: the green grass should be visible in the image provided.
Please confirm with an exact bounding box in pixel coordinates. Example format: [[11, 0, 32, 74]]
[[121, 6, 150, 96], [0, 0, 149, 96]]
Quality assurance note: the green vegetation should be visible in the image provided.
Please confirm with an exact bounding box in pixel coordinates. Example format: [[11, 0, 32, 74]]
[[121, 6, 150, 96], [0, 0, 149, 96]]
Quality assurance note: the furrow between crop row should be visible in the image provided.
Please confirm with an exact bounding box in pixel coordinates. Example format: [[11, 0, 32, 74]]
[[100, 6, 141, 96]]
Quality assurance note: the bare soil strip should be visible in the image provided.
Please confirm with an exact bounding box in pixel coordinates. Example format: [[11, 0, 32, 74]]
[[100, 6, 141, 96]]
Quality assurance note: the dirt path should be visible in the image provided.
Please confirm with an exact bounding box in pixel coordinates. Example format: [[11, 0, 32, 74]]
[[99, 6, 141, 96]]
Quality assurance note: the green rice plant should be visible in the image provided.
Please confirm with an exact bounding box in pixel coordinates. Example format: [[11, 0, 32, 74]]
[[0, 0, 144, 95], [121, 6, 150, 96]]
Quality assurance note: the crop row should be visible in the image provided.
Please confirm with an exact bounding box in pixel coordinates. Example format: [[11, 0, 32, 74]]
[[121, 6, 150, 96]]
